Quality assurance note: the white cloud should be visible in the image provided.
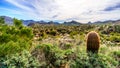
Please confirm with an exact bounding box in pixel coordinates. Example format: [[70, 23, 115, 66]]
[[54, 0, 120, 23], [5, 0, 31, 11], [4, 0, 120, 23]]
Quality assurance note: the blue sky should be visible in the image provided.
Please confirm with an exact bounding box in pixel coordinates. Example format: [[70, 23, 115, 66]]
[[0, 0, 120, 23]]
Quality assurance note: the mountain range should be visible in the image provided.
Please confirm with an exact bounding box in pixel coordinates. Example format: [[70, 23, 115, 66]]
[[91, 20, 120, 24], [1, 16, 120, 26], [0, 16, 61, 25]]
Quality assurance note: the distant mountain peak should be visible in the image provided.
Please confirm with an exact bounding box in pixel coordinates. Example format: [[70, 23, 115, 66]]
[[63, 20, 82, 25]]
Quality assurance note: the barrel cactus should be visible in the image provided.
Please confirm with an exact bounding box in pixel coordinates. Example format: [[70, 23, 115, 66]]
[[86, 31, 100, 53]]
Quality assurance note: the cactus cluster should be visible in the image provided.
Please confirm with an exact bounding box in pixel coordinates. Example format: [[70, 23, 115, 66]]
[[86, 31, 100, 53]]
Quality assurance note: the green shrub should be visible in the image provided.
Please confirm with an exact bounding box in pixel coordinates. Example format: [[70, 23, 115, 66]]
[[0, 17, 5, 24], [0, 41, 31, 57], [32, 44, 75, 68], [70, 31, 78, 36], [70, 52, 118, 68], [114, 25, 120, 33], [61, 43, 73, 50], [0, 50, 40, 68], [110, 35, 120, 42], [113, 51, 120, 57], [49, 30, 57, 36], [19, 27, 33, 39], [13, 18, 23, 28], [6, 26, 20, 35], [0, 33, 11, 44]]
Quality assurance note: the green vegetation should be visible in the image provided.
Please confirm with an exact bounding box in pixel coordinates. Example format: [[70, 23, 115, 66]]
[[0, 50, 40, 68], [0, 18, 33, 57], [0, 17, 120, 68], [0, 17, 5, 24], [13, 18, 23, 28]]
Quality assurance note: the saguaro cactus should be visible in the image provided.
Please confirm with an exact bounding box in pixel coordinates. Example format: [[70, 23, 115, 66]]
[[86, 31, 100, 53]]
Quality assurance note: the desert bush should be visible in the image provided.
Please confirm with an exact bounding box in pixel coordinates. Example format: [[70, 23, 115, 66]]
[[102, 25, 120, 34], [40, 32, 47, 38], [13, 18, 23, 28], [64, 43, 73, 50], [101, 25, 114, 34], [0, 33, 11, 44], [57, 28, 69, 35], [0, 40, 31, 57], [0, 23, 33, 41], [114, 51, 120, 57], [32, 44, 75, 68], [6, 26, 19, 35], [70, 52, 118, 68], [112, 50, 120, 67], [19, 27, 34, 39], [0, 21, 33, 57], [110, 35, 120, 43], [32, 44, 63, 67], [0, 50, 40, 68], [114, 25, 120, 33], [49, 30, 57, 36], [70, 31, 78, 37]]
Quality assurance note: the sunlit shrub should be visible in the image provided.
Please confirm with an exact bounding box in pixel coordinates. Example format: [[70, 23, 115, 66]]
[[114, 25, 120, 33], [0, 33, 11, 44], [32, 44, 75, 68], [110, 35, 120, 42], [13, 18, 23, 28], [0, 50, 40, 68], [70, 52, 118, 68], [70, 31, 78, 36], [49, 30, 57, 36], [19, 27, 34, 39], [0, 40, 31, 57]]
